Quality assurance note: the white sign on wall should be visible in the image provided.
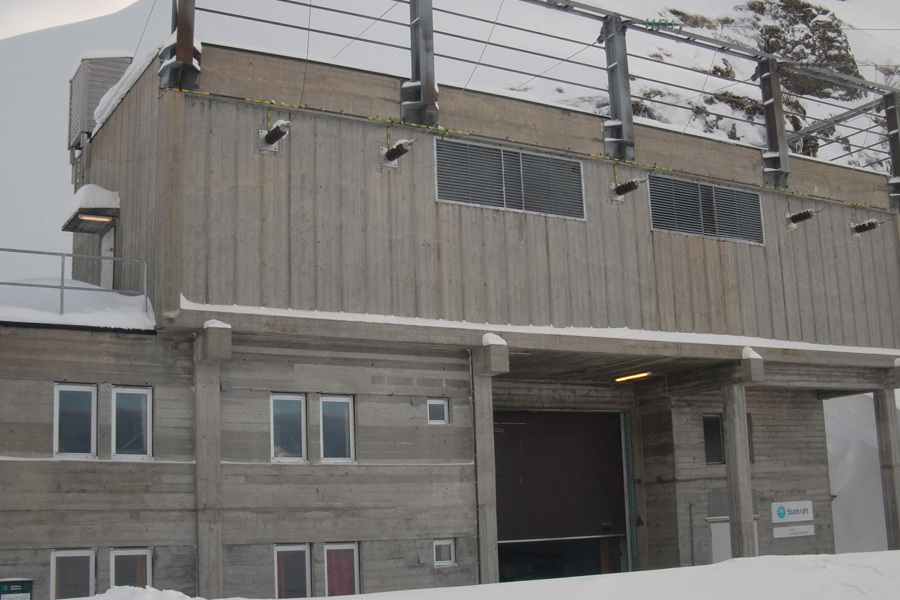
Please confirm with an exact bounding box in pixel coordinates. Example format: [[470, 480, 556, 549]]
[[772, 500, 814, 523], [773, 524, 815, 538]]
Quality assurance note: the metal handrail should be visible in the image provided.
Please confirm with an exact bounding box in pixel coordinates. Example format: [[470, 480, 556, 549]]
[[0, 247, 149, 316]]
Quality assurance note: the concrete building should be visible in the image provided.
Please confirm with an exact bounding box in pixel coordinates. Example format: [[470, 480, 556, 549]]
[[2, 2, 900, 599]]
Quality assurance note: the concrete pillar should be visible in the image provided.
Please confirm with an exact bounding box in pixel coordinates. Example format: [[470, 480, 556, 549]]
[[873, 389, 900, 549], [193, 320, 232, 598], [471, 334, 509, 584], [722, 383, 758, 557]]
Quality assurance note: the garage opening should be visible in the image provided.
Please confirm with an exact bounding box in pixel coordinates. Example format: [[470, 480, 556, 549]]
[[494, 411, 628, 582]]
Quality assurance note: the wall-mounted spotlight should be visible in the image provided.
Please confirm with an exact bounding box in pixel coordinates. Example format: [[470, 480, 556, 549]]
[[610, 177, 647, 202], [785, 208, 823, 230], [850, 218, 879, 237], [615, 371, 651, 383], [259, 119, 290, 151], [380, 139, 415, 168]]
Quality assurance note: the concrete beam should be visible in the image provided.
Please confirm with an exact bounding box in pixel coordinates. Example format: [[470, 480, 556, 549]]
[[471, 334, 507, 583], [193, 324, 227, 598], [723, 383, 758, 557], [198, 319, 232, 362], [874, 389, 900, 549]]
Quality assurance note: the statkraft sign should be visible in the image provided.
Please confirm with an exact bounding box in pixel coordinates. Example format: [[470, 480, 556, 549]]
[[771, 500, 814, 523]]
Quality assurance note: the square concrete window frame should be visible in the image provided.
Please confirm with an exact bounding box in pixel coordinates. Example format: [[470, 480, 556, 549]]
[[112, 386, 153, 460], [427, 398, 449, 425], [271, 394, 307, 462], [51, 549, 95, 600], [274, 544, 311, 598], [109, 547, 152, 588], [53, 383, 97, 459]]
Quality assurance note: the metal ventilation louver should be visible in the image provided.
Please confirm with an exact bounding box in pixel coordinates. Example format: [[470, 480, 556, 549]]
[[436, 139, 584, 219], [649, 176, 764, 244]]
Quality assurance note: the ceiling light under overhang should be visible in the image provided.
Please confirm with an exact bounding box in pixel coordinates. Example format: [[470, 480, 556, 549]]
[[615, 371, 652, 383]]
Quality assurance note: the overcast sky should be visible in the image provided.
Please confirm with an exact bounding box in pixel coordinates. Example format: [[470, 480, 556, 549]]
[[0, 0, 141, 40]]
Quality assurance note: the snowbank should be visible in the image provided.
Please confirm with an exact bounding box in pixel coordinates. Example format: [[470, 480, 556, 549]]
[[87, 551, 900, 600]]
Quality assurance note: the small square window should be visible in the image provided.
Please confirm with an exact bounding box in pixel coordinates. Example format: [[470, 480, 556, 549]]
[[321, 396, 355, 461], [54, 384, 97, 457], [433, 539, 455, 567], [427, 399, 449, 425], [51, 550, 95, 600], [110, 548, 151, 588], [113, 387, 152, 459], [275, 544, 310, 598], [272, 394, 306, 461]]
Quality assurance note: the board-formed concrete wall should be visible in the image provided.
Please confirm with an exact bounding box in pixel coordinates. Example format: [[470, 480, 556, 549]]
[[0, 324, 480, 597], [87, 45, 897, 348]]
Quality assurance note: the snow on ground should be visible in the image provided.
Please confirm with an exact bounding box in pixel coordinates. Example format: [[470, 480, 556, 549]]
[[88, 551, 900, 600], [0, 278, 154, 330]]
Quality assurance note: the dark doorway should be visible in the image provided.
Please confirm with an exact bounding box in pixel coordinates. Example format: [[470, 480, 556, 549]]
[[494, 411, 627, 582]]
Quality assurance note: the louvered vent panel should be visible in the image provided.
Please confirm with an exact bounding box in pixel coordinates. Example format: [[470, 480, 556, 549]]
[[703, 415, 725, 464], [436, 139, 584, 218], [649, 176, 764, 244]]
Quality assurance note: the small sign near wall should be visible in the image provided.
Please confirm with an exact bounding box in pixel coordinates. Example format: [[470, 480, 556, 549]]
[[773, 524, 815, 538], [771, 500, 814, 523]]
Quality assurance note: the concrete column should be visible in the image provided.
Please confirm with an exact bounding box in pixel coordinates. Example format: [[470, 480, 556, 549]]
[[874, 389, 900, 549], [193, 320, 232, 598], [471, 334, 509, 584], [722, 383, 758, 557]]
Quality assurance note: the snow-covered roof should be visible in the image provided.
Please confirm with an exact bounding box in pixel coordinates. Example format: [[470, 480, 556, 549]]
[[0, 278, 155, 330], [72, 183, 120, 210], [180, 295, 900, 361]]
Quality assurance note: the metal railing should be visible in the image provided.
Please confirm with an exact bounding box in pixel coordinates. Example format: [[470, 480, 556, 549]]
[[0, 247, 149, 316]]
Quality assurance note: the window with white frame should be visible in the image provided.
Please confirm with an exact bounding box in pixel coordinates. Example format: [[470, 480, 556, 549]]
[[51, 550, 95, 600], [324, 543, 359, 596], [272, 394, 306, 461], [433, 539, 456, 567], [54, 384, 97, 457], [110, 548, 151, 588], [320, 395, 355, 461], [275, 544, 310, 598], [427, 398, 449, 425], [113, 387, 152, 459]]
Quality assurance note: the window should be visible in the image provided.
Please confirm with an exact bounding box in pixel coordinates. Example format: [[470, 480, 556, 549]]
[[113, 387, 152, 459], [320, 396, 355, 461], [648, 176, 764, 244], [703, 414, 724, 464], [324, 543, 359, 596], [435, 138, 584, 219], [427, 398, 449, 425], [272, 394, 306, 461], [110, 548, 151, 588], [54, 384, 97, 457], [51, 550, 94, 600], [433, 539, 456, 567], [275, 545, 310, 598]]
